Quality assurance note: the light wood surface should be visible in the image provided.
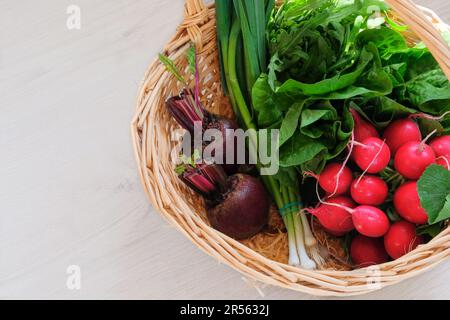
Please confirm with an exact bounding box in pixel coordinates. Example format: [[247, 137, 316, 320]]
[[0, 0, 448, 300]]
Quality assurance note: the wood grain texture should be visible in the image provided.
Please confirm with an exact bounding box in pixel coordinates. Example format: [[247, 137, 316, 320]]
[[0, 0, 448, 300]]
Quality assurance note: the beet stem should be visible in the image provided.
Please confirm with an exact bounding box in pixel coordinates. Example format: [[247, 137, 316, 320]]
[[166, 89, 207, 134], [180, 164, 227, 199]]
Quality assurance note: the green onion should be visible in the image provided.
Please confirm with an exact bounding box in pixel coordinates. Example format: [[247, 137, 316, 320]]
[[215, 0, 321, 269]]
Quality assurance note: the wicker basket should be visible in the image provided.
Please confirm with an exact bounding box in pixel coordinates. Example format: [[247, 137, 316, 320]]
[[131, 0, 450, 296]]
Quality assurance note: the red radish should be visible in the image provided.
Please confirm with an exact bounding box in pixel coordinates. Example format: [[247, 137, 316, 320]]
[[311, 198, 390, 238], [306, 197, 356, 234], [383, 118, 421, 154], [353, 137, 391, 174], [394, 141, 436, 180], [351, 235, 389, 267], [384, 221, 424, 259], [393, 181, 429, 225], [429, 135, 450, 157], [352, 206, 390, 237], [350, 175, 388, 206], [303, 163, 352, 198], [437, 156, 450, 170], [312, 163, 353, 195], [350, 108, 379, 142]]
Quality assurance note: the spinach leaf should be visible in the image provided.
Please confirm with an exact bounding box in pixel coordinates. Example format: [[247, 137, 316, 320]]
[[279, 131, 327, 167], [252, 75, 284, 127], [404, 69, 450, 108], [418, 118, 446, 137], [279, 100, 307, 146], [356, 27, 408, 59], [272, 167, 300, 189], [347, 97, 416, 128], [301, 109, 333, 128]]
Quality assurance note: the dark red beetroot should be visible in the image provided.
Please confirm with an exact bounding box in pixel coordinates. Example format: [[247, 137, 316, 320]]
[[166, 89, 207, 134], [350, 108, 379, 142], [394, 141, 436, 180], [350, 175, 388, 206], [393, 181, 429, 225], [166, 89, 240, 174], [306, 196, 356, 234], [180, 164, 269, 240], [207, 174, 269, 239], [206, 116, 240, 174], [351, 235, 389, 267], [353, 137, 391, 174], [429, 135, 450, 157], [383, 119, 422, 154], [384, 221, 424, 259]]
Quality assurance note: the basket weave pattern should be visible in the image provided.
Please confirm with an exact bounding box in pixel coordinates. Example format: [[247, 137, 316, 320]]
[[131, 0, 450, 296]]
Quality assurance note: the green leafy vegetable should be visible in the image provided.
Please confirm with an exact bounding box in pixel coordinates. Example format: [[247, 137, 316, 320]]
[[356, 27, 407, 59], [279, 131, 327, 167], [417, 223, 444, 238], [252, 75, 284, 127], [216, 0, 324, 269], [216, 0, 450, 267], [403, 69, 450, 108], [187, 45, 196, 74], [158, 53, 186, 84], [418, 165, 450, 225], [279, 101, 306, 146]]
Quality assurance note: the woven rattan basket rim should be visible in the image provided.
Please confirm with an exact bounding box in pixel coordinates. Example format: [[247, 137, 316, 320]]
[[131, 0, 450, 296]]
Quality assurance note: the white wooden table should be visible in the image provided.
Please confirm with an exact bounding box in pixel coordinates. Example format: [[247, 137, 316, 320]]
[[0, 0, 449, 300]]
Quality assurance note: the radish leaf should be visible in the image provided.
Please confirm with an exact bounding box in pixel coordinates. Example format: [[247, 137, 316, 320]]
[[418, 165, 450, 224]]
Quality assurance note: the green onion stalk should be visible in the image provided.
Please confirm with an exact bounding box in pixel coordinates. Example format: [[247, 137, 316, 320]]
[[215, 0, 321, 269]]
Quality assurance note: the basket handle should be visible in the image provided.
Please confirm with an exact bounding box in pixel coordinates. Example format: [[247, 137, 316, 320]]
[[181, 0, 209, 51], [385, 0, 450, 79]]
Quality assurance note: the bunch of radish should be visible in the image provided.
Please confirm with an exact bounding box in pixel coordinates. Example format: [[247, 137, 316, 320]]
[[306, 109, 450, 268]]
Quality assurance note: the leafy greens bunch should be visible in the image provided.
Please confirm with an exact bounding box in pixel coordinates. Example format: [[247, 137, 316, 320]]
[[215, 0, 450, 267], [216, 0, 323, 269], [254, 0, 450, 175]]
